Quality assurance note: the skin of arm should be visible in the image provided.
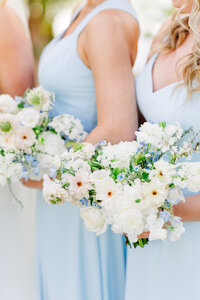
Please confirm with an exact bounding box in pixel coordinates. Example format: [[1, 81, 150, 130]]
[[0, 4, 34, 95], [0, 4, 36, 188], [84, 10, 139, 144]]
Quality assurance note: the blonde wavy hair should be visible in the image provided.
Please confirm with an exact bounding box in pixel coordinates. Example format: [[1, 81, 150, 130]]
[[154, 0, 200, 99]]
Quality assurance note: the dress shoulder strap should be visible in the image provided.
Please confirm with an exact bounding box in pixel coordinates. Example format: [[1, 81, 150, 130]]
[[74, 0, 139, 37]]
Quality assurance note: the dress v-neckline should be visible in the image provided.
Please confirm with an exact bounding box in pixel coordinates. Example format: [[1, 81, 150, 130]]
[[150, 53, 183, 95]]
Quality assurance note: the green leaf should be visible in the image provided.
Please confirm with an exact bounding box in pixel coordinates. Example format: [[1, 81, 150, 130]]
[[73, 143, 84, 152], [135, 199, 141, 203], [17, 102, 25, 109], [169, 183, 175, 189], [142, 172, 149, 181], [159, 121, 166, 129], [138, 238, 144, 248], [49, 128, 57, 134]]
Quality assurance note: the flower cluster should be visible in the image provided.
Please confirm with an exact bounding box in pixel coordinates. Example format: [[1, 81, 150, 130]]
[[0, 87, 87, 185], [43, 122, 200, 248]]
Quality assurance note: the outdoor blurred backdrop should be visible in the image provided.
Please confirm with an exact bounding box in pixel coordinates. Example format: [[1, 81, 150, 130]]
[[26, 0, 173, 73]]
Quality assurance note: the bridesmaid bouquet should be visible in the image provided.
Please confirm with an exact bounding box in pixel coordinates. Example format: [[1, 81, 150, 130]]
[[0, 86, 87, 186], [43, 121, 200, 248]]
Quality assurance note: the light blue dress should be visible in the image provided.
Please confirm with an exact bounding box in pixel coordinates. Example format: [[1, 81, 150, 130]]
[[37, 1, 138, 299], [125, 54, 200, 300]]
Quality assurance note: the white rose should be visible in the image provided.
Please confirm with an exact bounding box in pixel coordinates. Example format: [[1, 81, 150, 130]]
[[17, 108, 40, 128], [112, 207, 144, 237], [80, 207, 107, 235], [0, 94, 17, 113]]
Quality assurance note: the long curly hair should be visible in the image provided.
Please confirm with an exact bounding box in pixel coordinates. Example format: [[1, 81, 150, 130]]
[[154, 0, 200, 98]]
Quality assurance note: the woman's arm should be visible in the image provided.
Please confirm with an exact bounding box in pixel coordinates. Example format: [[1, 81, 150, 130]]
[[174, 194, 200, 222], [0, 4, 34, 95], [84, 10, 139, 144]]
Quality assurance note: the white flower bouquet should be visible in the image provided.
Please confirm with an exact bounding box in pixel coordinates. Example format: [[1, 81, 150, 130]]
[[43, 122, 200, 248], [0, 87, 87, 186]]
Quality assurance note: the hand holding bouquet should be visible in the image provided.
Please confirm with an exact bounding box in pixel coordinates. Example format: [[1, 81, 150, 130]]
[[0, 87, 87, 186]]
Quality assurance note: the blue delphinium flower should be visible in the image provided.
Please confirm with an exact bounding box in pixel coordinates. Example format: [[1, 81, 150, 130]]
[[117, 173, 124, 182], [159, 210, 170, 223], [95, 140, 107, 147], [22, 167, 29, 181], [80, 198, 89, 207], [49, 166, 57, 180]]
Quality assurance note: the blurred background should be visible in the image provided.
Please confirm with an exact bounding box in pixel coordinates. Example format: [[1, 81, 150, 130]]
[[26, 0, 173, 73]]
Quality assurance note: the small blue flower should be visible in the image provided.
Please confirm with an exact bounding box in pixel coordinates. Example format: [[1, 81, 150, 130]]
[[117, 173, 124, 182], [33, 166, 40, 176], [25, 154, 34, 163], [159, 210, 170, 222], [22, 168, 29, 181], [80, 198, 89, 207], [50, 166, 57, 179], [95, 140, 107, 147]]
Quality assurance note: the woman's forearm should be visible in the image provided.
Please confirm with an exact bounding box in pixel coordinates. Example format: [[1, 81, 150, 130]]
[[174, 194, 200, 222], [85, 124, 136, 145]]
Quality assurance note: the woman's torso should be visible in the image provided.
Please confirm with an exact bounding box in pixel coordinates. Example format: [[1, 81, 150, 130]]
[[38, 0, 138, 133]]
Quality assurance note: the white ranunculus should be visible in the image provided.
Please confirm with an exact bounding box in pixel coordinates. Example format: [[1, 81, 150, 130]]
[[0, 94, 17, 113], [80, 207, 107, 235], [17, 108, 40, 128]]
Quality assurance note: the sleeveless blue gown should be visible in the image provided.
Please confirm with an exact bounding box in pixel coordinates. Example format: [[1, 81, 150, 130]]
[[37, 1, 139, 299], [125, 54, 200, 300]]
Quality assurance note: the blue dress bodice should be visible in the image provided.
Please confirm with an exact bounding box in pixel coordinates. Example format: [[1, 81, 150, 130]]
[[38, 0, 138, 133]]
